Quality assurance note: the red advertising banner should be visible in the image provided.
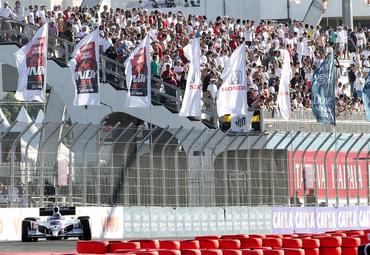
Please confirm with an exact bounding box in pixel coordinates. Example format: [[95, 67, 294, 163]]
[[288, 150, 369, 199]]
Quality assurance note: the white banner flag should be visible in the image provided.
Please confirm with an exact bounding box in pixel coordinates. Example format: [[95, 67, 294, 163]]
[[217, 43, 247, 117], [124, 35, 151, 107], [15, 23, 48, 102], [68, 29, 100, 106], [179, 38, 201, 117], [277, 49, 292, 120]]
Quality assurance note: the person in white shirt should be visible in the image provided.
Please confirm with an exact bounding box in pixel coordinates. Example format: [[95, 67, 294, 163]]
[[35, 4, 46, 25], [26, 5, 34, 25], [0, 1, 16, 19], [207, 78, 218, 102], [14, 0, 24, 22], [355, 71, 365, 98]]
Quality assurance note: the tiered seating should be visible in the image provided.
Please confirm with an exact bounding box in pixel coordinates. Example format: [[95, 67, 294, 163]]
[[75, 229, 370, 255]]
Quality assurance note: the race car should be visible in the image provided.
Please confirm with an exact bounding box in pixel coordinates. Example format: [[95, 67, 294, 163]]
[[21, 206, 91, 242]]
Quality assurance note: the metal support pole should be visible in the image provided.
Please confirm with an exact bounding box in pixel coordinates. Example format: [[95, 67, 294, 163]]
[[0, 121, 18, 141], [258, 131, 278, 205], [24, 122, 48, 206], [314, 133, 333, 207], [247, 133, 265, 206], [148, 126, 169, 206], [186, 128, 207, 206], [9, 121, 35, 207], [96, 122, 120, 206], [335, 134, 353, 207], [199, 129, 220, 206], [82, 125, 104, 206], [234, 133, 252, 205], [301, 133, 321, 206], [270, 132, 290, 206], [109, 123, 134, 205], [123, 126, 144, 205], [344, 134, 363, 206], [174, 127, 195, 206], [222, 131, 243, 205], [38, 122, 64, 207], [342, 0, 353, 29], [292, 133, 311, 206], [136, 126, 160, 206], [68, 123, 92, 205], [323, 134, 342, 206], [355, 137, 370, 206], [53, 122, 78, 205]]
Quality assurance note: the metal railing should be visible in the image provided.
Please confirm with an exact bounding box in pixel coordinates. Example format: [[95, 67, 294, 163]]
[[0, 17, 219, 128], [0, 121, 368, 208]]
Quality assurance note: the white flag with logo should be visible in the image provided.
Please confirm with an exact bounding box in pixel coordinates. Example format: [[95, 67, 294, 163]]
[[15, 23, 48, 102], [217, 43, 247, 117], [179, 38, 201, 117], [277, 49, 292, 120], [68, 29, 100, 106], [124, 35, 151, 107]]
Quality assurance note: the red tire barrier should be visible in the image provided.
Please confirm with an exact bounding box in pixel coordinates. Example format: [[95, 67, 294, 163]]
[[109, 241, 141, 253], [249, 235, 266, 239], [282, 248, 304, 255], [218, 239, 241, 249], [221, 234, 249, 239], [341, 247, 357, 255], [359, 234, 369, 245], [282, 234, 298, 238], [317, 236, 342, 247], [159, 240, 181, 249], [158, 250, 182, 255], [345, 230, 364, 237], [239, 238, 262, 249], [263, 250, 284, 255], [135, 251, 159, 255], [114, 249, 147, 254], [319, 247, 341, 255], [330, 232, 346, 237], [342, 236, 360, 247], [196, 236, 222, 240], [301, 239, 320, 249], [241, 250, 263, 255], [180, 240, 200, 249], [265, 235, 283, 239], [181, 249, 202, 255], [222, 249, 242, 255], [201, 249, 223, 255], [131, 240, 160, 249], [199, 239, 219, 249], [304, 248, 319, 255], [262, 238, 282, 248], [282, 238, 302, 248], [76, 240, 109, 254]]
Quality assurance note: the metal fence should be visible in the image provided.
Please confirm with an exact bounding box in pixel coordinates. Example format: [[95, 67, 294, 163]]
[[0, 121, 369, 209]]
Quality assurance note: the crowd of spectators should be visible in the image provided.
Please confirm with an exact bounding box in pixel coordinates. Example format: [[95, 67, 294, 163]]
[[1, 0, 370, 116]]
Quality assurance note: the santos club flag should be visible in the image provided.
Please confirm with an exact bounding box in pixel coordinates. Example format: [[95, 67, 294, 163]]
[[277, 49, 292, 120], [124, 35, 151, 107], [179, 38, 201, 117], [311, 53, 336, 125], [68, 29, 100, 106], [15, 23, 48, 102], [217, 43, 247, 117]]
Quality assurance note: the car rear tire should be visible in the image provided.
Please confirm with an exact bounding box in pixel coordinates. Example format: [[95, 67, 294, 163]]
[[21, 220, 32, 242], [79, 218, 91, 240]]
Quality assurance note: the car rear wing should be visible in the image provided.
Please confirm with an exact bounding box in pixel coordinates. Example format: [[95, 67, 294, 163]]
[[39, 207, 76, 216]]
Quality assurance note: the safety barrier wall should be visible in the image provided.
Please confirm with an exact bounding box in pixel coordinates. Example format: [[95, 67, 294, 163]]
[[3, 206, 370, 241]]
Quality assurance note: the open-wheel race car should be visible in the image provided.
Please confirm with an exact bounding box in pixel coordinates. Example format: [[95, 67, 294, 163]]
[[21, 206, 91, 242]]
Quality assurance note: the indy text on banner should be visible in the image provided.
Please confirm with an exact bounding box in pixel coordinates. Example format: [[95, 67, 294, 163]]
[[15, 23, 48, 103], [124, 34, 151, 107], [68, 29, 100, 106]]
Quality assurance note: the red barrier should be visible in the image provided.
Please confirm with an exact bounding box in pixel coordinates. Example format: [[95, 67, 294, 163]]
[[304, 248, 319, 255], [301, 238, 320, 248], [130, 240, 160, 249], [158, 249, 182, 255], [221, 234, 249, 239], [341, 237, 360, 247], [261, 238, 282, 248], [198, 239, 219, 249], [180, 240, 200, 249], [263, 250, 284, 255], [76, 240, 109, 254], [282, 248, 304, 255], [282, 238, 302, 248], [248, 235, 266, 239], [195, 236, 221, 240], [241, 250, 263, 255], [221, 250, 242, 255], [159, 241, 181, 249], [317, 236, 342, 247], [181, 249, 202, 255], [218, 239, 241, 249], [109, 241, 141, 253], [319, 247, 341, 255], [239, 238, 262, 249], [200, 249, 223, 255]]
